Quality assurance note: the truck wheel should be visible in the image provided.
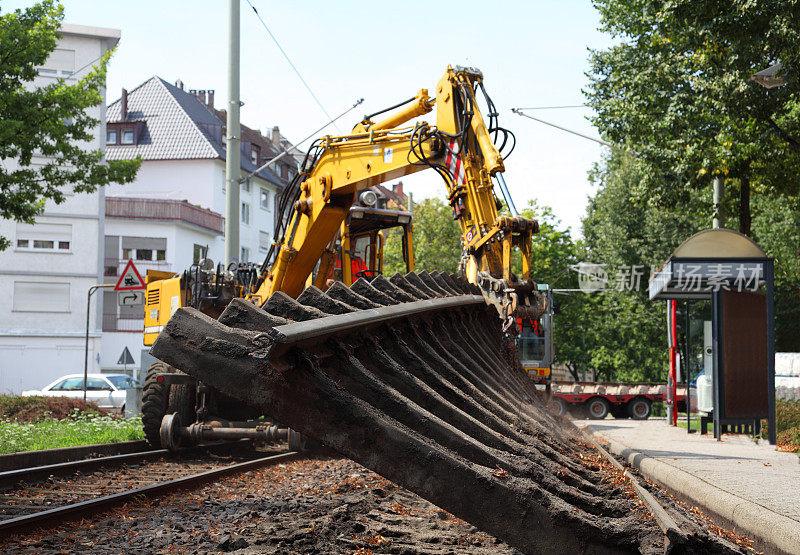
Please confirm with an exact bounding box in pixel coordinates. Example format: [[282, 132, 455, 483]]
[[168, 381, 196, 429], [142, 361, 174, 448], [586, 397, 610, 420], [549, 396, 567, 416], [628, 398, 652, 420]]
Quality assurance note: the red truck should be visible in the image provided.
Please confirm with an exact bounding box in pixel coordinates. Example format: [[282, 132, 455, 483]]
[[549, 381, 687, 420]]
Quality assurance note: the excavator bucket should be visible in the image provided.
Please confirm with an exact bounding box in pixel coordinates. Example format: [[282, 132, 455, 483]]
[[150, 272, 663, 552]]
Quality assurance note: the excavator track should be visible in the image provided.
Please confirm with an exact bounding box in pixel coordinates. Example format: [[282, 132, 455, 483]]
[[149, 272, 737, 553]]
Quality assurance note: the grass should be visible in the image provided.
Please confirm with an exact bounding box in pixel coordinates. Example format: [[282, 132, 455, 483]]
[[0, 412, 144, 454], [0, 395, 144, 454]]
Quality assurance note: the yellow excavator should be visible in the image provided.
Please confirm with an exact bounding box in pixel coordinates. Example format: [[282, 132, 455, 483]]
[[140, 66, 541, 448]]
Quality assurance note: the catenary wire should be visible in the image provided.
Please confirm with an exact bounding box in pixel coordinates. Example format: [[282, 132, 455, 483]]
[[245, 0, 339, 132]]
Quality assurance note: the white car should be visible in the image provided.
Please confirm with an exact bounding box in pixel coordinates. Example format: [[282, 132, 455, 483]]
[[22, 373, 141, 412]]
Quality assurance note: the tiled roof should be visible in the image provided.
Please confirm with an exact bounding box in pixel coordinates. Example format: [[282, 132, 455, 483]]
[[105, 77, 284, 187]]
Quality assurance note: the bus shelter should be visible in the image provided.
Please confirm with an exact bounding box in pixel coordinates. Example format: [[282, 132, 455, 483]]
[[649, 229, 776, 444]]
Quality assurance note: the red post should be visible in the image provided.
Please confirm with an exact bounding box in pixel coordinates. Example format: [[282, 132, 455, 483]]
[[669, 300, 678, 426]]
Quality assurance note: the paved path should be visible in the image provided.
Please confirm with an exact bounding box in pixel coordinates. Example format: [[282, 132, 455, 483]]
[[575, 418, 800, 554]]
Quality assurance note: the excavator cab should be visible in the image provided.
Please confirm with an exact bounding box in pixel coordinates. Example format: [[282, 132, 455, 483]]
[[337, 204, 413, 285], [516, 285, 554, 389]]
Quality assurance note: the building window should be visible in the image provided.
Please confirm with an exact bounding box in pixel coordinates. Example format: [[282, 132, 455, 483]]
[[281, 164, 289, 179], [16, 222, 71, 252], [250, 145, 260, 165], [121, 128, 134, 144], [260, 188, 271, 211], [259, 231, 271, 252], [193, 244, 207, 265], [242, 179, 250, 192], [156, 249, 166, 261], [13, 281, 70, 312], [106, 130, 117, 144], [136, 249, 153, 260], [240, 247, 249, 263], [241, 202, 250, 225]]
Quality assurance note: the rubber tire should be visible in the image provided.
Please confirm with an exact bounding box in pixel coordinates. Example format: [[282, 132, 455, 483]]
[[627, 398, 652, 420], [141, 361, 174, 448], [549, 396, 568, 417], [168, 381, 196, 429], [586, 397, 610, 420]]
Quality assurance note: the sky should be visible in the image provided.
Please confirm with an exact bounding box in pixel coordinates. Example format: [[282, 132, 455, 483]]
[[6, 0, 614, 236]]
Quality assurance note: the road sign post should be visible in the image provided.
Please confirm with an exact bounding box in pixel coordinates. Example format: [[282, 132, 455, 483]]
[[81, 260, 147, 401]]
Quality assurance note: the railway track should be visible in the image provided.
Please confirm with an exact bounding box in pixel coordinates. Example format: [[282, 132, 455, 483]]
[[0, 442, 299, 536]]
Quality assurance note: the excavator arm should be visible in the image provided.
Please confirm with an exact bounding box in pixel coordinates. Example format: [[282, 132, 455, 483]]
[[256, 66, 542, 321]]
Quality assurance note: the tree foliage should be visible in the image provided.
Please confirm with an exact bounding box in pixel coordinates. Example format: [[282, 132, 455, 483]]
[[0, 1, 140, 249], [383, 197, 462, 276], [586, 0, 800, 236]]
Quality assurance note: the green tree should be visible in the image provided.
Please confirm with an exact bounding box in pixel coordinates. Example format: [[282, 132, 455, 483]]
[[0, 1, 140, 250], [586, 0, 800, 236], [383, 197, 462, 275], [578, 154, 706, 381]]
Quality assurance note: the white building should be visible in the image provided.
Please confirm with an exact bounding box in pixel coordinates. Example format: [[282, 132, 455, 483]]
[[101, 77, 298, 376], [0, 25, 120, 394]]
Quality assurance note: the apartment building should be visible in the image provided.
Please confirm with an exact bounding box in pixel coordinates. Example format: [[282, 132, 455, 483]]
[[101, 77, 299, 375], [0, 25, 120, 393]]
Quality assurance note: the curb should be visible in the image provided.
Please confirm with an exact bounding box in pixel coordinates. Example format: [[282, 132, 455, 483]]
[[599, 435, 800, 555]]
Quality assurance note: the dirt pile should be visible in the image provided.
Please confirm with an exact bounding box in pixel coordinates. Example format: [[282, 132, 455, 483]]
[[0, 395, 107, 423]]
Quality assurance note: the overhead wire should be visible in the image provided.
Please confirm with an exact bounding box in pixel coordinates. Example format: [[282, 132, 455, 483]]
[[244, 0, 340, 132]]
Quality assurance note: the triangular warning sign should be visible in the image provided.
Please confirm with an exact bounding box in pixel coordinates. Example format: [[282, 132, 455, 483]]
[[115, 260, 146, 291], [117, 346, 135, 365]]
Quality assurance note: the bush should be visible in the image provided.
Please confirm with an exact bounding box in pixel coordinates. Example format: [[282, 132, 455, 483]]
[[0, 395, 107, 423], [775, 400, 800, 433]]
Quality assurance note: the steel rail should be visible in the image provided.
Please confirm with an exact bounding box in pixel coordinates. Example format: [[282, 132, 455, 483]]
[[0, 440, 255, 490], [0, 450, 300, 536], [0, 448, 171, 490], [268, 295, 486, 350], [581, 431, 687, 552]]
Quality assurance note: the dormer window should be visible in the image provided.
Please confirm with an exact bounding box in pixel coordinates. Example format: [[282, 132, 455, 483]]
[[106, 122, 142, 146], [250, 145, 260, 165]]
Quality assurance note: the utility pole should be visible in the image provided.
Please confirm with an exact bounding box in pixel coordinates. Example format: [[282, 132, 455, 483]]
[[712, 176, 724, 229], [224, 0, 241, 265]]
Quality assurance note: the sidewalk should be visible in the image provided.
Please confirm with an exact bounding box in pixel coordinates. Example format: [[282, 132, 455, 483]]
[[575, 418, 800, 554]]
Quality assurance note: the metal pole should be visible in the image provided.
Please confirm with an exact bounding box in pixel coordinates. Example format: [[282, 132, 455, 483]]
[[712, 176, 724, 228], [766, 259, 776, 445], [224, 0, 241, 266], [685, 300, 694, 433], [84, 284, 115, 401], [494, 173, 519, 217]]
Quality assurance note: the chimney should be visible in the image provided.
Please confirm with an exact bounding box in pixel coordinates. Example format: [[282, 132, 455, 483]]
[[271, 125, 281, 147], [175, 79, 184, 90], [121, 88, 128, 120], [393, 181, 404, 200], [197, 89, 207, 105], [207, 89, 214, 108]]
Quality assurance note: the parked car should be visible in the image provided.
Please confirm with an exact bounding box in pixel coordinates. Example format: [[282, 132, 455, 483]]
[[21, 373, 141, 412]]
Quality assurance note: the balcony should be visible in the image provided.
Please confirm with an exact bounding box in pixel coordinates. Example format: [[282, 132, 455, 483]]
[[106, 197, 223, 234]]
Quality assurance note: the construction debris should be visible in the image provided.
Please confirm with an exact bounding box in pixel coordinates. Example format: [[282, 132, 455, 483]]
[[151, 272, 743, 553]]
